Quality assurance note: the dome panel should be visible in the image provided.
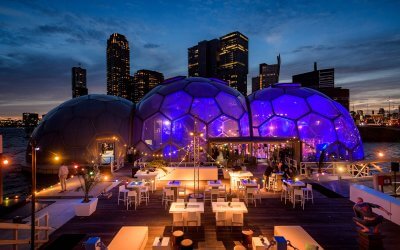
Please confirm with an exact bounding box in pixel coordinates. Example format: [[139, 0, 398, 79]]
[[208, 115, 240, 137], [142, 113, 171, 150], [185, 81, 219, 97], [137, 93, 164, 120], [259, 117, 297, 138], [272, 94, 310, 119], [307, 94, 340, 118], [216, 92, 244, 119], [298, 114, 337, 144], [73, 99, 106, 118], [161, 91, 192, 120], [191, 98, 221, 123], [255, 88, 284, 101], [250, 100, 274, 127], [334, 116, 360, 150], [240, 113, 250, 136], [171, 115, 206, 147]]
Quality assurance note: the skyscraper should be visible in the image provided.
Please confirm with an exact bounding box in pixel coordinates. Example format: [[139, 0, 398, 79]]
[[107, 33, 130, 99], [251, 55, 281, 93], [219, 31, 249, 95], [292, 62, 349, 110], [133, 69, 164, 103], [188, 39, 220, 78], [71, 66, 88, 98]]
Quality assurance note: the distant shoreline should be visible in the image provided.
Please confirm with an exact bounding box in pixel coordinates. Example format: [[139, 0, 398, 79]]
[[357, 126, 400, 142]]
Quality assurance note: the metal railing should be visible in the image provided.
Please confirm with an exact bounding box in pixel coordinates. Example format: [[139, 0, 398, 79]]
[[299, 161, 371, 178], [0, 213, 51, 250]]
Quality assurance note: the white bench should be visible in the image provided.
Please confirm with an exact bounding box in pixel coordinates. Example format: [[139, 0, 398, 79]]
[[350, 184, 400, 225], [108, 226, 148, 250], [274, 226, 324, 250]]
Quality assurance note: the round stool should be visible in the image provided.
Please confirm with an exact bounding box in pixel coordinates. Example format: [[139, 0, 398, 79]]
[[172, 230, 184, 247], [180, 239, 193, 250], [233, 245, 246, 250], [242, 229, 253, 248]]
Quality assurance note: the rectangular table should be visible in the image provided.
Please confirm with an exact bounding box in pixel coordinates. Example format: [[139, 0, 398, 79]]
[[208, 180, 222, 188], [169, 202, 204, 226], [166, 181, 181, 200], [108, 226, 148, 250], [283, 180, 305, 204], [252, 236, 270, 250], [212, 202, 248, 226], [241, 179, 258, 188], [152, 236, 170, 250], [135, 171, 159, 191], [229, 171, 254, 190]]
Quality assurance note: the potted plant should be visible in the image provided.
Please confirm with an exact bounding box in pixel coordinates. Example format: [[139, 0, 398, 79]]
[[74, 164, 100, 216], [145, 159, 168, 174]]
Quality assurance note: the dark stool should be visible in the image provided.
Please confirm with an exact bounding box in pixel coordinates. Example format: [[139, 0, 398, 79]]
[[172, 230, 184, 248], [358, 232, 384, 250], [180, 239, 193, 250], [242, 229, 253, 248]]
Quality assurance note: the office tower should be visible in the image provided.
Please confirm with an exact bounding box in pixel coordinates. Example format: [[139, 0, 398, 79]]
[[107, 33, 130, 99], [133, 69, 164, 103], [219, 31, 249, 95], [22, 113, 39, 127], [252, 55, 281, 92], [188, 39, 220, 78], [71, 66, 88, 98], [292, 62, 349, 110]]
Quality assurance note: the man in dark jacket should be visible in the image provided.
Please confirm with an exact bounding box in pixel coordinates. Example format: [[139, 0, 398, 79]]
[[353, 197, 391, 233]]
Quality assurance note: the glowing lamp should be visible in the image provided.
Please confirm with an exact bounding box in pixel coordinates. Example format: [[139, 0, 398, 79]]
[[54, 155, 60, 161], [2, 159, 9, 165], [378, 152, 384, 157]]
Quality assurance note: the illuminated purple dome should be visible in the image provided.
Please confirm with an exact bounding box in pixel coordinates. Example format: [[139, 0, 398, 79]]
[[248, 83, 364, 161], [133, 77, 250, 158]]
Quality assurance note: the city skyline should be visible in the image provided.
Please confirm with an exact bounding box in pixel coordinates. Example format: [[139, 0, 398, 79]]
[[0, 0, 400, 118]]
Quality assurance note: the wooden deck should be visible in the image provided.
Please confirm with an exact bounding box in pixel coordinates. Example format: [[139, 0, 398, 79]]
[[41, 181, 400, 250]]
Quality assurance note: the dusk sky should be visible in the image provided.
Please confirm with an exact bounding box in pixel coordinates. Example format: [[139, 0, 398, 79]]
[[0, 0, 399, 118]]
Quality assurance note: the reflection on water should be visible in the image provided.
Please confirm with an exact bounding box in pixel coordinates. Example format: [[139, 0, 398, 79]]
[[363, 142, 400, 160]]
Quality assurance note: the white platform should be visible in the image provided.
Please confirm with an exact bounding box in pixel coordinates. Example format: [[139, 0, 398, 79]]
[[274, 226, 323, 250], [159, 166, 218, 181], [108, 226, 148, 250]]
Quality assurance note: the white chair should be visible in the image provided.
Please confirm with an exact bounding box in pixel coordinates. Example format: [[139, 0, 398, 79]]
[[161, 187, 171, 205], [203, 188, 211, 203], [139, 186, 149, 205], [216, 211, 227, 227], [293, 189, 305, 209], [118, 185, 129, 205], [245, 188, 256, 206], [186, 212, 199, 231], [231, 213, 243, 231], [217, 198, 225, 202], [126, 190, 137, 210], [211, 189, 219, 202], [218, 185, 227, 200], [268, 177, 277, 192], [172, 212, 184, 232], [164, 189, 175, 209], [302, 184, 314, 204], [176, 198, 185, 203], [189, 198, 197, 203], [253, 189, 262, 207], [232, 198, 240, 202], [281, 185, 290, 204], [178, 185, 186, 199]]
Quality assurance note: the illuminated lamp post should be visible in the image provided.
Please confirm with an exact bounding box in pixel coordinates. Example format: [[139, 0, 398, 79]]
[[30, 139, 38, 250], [0, 134, 10, 205], [189, 117, 204, 199]]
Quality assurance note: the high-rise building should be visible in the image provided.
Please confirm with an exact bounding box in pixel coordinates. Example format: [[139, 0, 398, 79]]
[[22, 113, 39, 127], [71, 66, 88, 98], [107, 33, 130, 99], [252, 55, 281, 93], [188, 39, 219, 78], [133, 69, 164, 103], [219, 31, 249, 95], [292, 62, 349, 110]]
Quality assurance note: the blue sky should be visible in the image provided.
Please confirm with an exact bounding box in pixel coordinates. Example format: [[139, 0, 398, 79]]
[[0, 0, 399, 118]]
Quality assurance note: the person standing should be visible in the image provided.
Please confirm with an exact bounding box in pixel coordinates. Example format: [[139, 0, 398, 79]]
[[58, 163, 69, 192], [353, 197, 391, 233], [263, 164, 273, 190]]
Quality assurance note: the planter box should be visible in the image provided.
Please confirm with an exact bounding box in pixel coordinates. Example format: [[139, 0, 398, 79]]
[[74, 198, 98, 216]]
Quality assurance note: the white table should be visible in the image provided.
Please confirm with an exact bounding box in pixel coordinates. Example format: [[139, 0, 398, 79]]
[[212, 202, 248, 226], [135, 170, 159, 191], [283, 180, 305, 204], [108, 226, 148, 250], [252, 236, 270, 250], [166, 181, 181, 200], [241, 179, 258, 188], [126, 181, 145, 204], [152, 236, 170, 250], [229, 171, 253, 190], [169, 202, 204, 226]]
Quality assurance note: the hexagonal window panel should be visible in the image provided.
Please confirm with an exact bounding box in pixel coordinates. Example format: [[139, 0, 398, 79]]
[[215, 92, 244, 119], [240, 113, 250, 136], [272, 94, 310, 119], [171, 115, 206, 147], [255, 88, 284, 101], [190, 98, 221, 123], [161, 91, 192, 120], [307, 94, 341, 119], [297, 113, 336, 144], [137, 93, 164, 120], [142, 114, 171, 150], [63, 118, 95, 147], [250, 100, 274, 127], [334, 116, 360, 150], [208, 115, 240, 137], [163, 145, 179, 160], [259, 117, 297, 138], [73, 99, 106, 118], [185, 81, 220, 97]]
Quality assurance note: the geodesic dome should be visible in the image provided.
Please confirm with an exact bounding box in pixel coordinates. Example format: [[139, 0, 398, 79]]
[[133, 77, 250, 158], [29, 94, 134, 165], [248, 83, 364, 161]]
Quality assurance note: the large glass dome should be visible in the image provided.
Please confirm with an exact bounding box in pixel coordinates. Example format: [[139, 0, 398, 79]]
[[133, 77, 250, 158], [29, 94, 134, 165], [248, 83, 364, 161]]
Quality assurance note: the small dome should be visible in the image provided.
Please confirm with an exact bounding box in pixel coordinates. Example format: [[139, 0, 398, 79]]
[[248, 84, 364, 161], [133, 77, 250, 158], [29, 94, 134, 164]]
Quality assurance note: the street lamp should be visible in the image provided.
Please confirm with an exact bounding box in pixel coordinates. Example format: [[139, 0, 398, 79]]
[[30, 140, 39, 250], [0, 155, 10, 205]]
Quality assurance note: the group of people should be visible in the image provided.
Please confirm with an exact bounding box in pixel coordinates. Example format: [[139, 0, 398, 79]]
[[263, 159, 298, 185]]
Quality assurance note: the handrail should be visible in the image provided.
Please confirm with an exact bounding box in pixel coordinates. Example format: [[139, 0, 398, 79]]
[[0, 212, 51, 249]]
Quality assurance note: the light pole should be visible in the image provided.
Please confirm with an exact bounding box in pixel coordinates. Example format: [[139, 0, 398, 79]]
[[387, 98, 391, 120], [30, 140, 37, 250]]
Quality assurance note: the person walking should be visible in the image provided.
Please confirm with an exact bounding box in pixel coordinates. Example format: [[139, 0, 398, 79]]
[[58, 162, 69, 192], [353, 197, 391, 234]]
